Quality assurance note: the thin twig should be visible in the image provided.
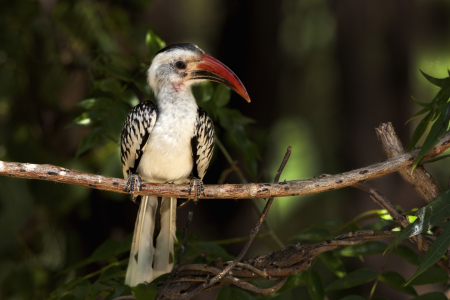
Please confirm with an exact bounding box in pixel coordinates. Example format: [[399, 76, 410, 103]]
[[1, 130, 450, 199], [156, 211, 193, 300], [177, 146, 292, 300]]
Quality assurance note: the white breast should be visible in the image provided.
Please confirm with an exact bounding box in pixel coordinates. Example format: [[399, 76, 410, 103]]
[[137, 94, 198, 184]]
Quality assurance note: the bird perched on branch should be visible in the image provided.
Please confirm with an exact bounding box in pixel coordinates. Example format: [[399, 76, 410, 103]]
[[120, 43, 250, 286]]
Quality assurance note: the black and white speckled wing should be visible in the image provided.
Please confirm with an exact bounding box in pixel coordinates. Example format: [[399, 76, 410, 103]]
[[191, 107, 214, 180], [120, 101, 158, 179]]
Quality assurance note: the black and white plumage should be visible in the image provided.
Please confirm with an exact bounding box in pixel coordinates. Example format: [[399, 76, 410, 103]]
[[120, 43, 250, 286]]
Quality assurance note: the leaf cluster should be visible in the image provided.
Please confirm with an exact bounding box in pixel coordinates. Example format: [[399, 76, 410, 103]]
[[407, 70, 450, 171]]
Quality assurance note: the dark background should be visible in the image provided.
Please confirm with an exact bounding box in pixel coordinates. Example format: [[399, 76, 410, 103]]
[[1, 0, 450, 299]]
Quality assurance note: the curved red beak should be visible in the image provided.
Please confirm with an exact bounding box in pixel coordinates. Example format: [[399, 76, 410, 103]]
[[189, 54, 251, 103]]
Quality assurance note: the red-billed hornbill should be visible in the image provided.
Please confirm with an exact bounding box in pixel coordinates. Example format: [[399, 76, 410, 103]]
[[120, 43, 250, 286]]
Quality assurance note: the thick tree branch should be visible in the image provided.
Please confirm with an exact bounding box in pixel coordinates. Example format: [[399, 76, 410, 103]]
[[1, 130, 450, 199], [375, 122, 442, 203]]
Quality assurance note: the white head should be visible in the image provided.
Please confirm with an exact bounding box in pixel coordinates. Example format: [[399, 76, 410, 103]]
[[147, 43, 250, 102]]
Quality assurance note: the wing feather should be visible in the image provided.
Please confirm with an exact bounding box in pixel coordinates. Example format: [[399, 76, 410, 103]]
[[120, 101, 158, 179], [191, 108, 214, 179]]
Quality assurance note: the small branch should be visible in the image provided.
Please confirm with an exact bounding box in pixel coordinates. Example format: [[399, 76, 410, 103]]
[[1, 130, 450, 199], [161, 230, 397, 298], [177, 147, 292, 300], [375, 122, 442, 203]]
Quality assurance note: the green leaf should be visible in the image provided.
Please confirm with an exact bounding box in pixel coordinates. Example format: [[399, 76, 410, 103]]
[[340, 296, 365, 300], [106, 65, 132, 82], [386, 189, 450, 252], [379, 271, 417, 296], [407, 222, 450, 284], [98, 78, 122, 94], [197, 242, 234, 262], [270, 271, 306, 296], [314, 219, 344, 227], [411, 292, 447, 300], [193, 81, 214, 102], [405, 107, 430, 124], [391, 245, 422, 266], [407, 111, 433, 151], [420, 70, 450, 88], [325, 268, 377, 291], [409, 268, 448, 285], [412, 111, 449, 171], [216, 286, 255, 300], [146, 29, 166, 58], [411, 96, 432, 108], [104, 285, 132, 300], [419, 154, 450, 165], [73, 280, 92, 300], [291, 228, 332, 241], [212, 84, 231, 107], [134, 283, 158, 300], [338, 241, 386, 257], [362, 219, 396, 230], [98, 266, 125, 282], [75, 127, 102, 157], [304, 270, 324, 300], [318, 251, 346, 278]]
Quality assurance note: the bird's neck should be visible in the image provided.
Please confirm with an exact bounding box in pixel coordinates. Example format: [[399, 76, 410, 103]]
[[155, 84, 198, 114]]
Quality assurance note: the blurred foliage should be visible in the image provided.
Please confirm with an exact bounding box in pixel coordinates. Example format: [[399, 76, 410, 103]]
[[2, 0, 450, 300]]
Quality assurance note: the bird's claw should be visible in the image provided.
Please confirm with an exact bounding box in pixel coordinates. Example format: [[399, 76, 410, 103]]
[[125, 173, 142, 200], [189, 177, 205, 202]]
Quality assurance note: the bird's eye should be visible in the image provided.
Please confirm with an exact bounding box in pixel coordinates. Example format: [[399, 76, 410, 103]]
[[175, 61, 186, 69]]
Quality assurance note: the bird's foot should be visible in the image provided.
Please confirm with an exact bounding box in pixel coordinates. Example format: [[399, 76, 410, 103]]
[[189, 177, 205, 202], [125, 173, 142, 200]]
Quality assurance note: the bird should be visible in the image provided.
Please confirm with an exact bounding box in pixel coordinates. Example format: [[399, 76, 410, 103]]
[[120, 43, 250, 286]]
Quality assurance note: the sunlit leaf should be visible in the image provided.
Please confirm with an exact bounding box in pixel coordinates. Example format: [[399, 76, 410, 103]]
[[325, 268, 377, 291], [362, 219, 396, 230], [216, 286, 255, 300], [379, 271, 417, 296], [409, 268, 448, 285], [420, 70, 450, 88], [411, 292, 447, 300], [318, 251, 346, 278], [386, 189, 450, 252], [391, 245, 422, 266], [338, 241, 386, 257], [146, 29, 166, 58], [291, 228, 332, 241]]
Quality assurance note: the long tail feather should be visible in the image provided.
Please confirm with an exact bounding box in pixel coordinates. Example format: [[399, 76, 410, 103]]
[[125, 196, 157, 286], [153, 197, 177, 278], [125, 196, 177, 286]]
